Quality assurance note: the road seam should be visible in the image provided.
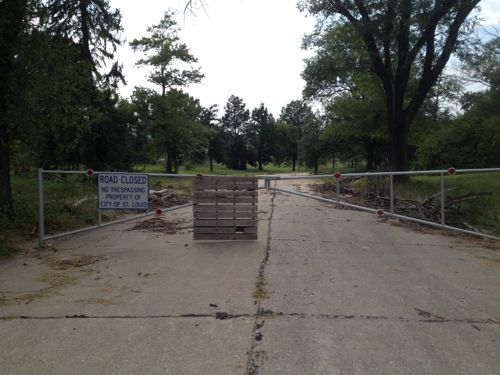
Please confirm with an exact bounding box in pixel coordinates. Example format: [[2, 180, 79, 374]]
[[245, 189, 277, 375], [2, 313, 498, 325]]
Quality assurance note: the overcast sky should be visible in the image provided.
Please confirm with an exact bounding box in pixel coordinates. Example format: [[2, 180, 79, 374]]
[[110, 0, 500, 117]]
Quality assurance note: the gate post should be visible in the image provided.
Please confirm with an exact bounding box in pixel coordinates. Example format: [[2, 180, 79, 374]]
[[440, 172, 445, 226], [37, 168, 45, 249], [389, 174, 394, 214]]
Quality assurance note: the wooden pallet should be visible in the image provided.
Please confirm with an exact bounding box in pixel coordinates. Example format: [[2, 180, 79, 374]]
[[193, 176, 258, 240]]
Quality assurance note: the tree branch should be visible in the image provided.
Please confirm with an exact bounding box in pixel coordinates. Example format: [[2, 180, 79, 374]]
[[406, 0, 480, 123]]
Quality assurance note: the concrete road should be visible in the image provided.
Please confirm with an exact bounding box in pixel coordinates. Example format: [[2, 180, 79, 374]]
[[1, 183, 499, 374]]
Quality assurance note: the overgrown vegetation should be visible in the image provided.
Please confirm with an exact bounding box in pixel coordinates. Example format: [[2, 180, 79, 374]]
[[315, 173, 500, 235]]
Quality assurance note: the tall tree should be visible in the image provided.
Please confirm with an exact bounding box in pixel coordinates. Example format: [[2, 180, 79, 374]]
[[46, 0, 123, 85], [220, 95, 251, 170], [130, 11, 203, 97], [303, 0, 480, 171], [248, 104, 276, 171], [44, 0, 128, 171]]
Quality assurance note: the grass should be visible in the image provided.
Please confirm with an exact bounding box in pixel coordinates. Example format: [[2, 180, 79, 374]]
[[0, 240, 18, 258], [1, 173, 104, 241], [133, 162, 308, 175]]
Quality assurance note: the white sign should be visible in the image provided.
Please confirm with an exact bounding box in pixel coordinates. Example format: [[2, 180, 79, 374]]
[[98, 173, 149, 210]]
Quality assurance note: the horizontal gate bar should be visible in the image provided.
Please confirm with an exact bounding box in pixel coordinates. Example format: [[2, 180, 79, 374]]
[[261, 167, 500, 180], [42, 203, 192, 243], [271, 187, 500, 241]]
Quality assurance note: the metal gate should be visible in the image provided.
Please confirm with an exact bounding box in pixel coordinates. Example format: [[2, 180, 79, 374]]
[[36, 167, 500, 248], [261, 167, 500, 241]]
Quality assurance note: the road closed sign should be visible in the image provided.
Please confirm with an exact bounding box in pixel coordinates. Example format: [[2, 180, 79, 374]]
[[98, 173, 149, 210]]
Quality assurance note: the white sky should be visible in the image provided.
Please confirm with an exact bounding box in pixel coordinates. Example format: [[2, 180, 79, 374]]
[[110, 0, 500, 117]]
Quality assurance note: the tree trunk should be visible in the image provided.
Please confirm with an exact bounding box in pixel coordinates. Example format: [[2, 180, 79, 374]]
[[292, 157, 296, 172], [0, 0, 28, 214], [366, 141, 374, 170], [258, 161, 263, 172], [166, 152, 173, 174], [0, 126, 13, 214], [388, 117, 410, 172], [331, 152, 335, 169], [314, 159, 318, 175], [209, 153, 213, 172]]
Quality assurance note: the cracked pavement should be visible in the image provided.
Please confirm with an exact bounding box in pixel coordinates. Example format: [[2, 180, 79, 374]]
[[1, 182, 500, 374]]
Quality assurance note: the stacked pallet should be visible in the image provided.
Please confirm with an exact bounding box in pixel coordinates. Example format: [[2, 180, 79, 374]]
[[193, 176, 258, 240]]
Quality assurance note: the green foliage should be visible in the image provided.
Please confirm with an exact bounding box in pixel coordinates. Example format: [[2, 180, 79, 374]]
[[220, 95, 251, 170], [248, 104, 276, 171], [149, 90, 206, 173], [301, 115, 323, 174], [199, 104, 221, 172], [46, 0, 123, 81], [459, 36, 500, 89], [276, 100, 315, 170], [273, 121, 297, 167]]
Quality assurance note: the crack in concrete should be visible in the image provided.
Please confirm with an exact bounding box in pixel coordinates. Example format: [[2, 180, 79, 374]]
[[0, 312, 250, 320], [2, 311, 498, 325], [245, 190, 277, 375]]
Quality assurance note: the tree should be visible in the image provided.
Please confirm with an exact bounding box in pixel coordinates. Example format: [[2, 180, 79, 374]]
[[274, 121, 298, 168], [148, 90, 205, 173], [0, 0, 29, 212], [301, 113, 324, 174], [46, 0, 124, 87], [18, 28, 89, 170], [220, 95, 251, 170], [79, 91, 135, 171], [43, 0, 129, 171], [248, 104, 276, 171], [302, 0, 480, 171], [200, 105, 219, 172], [278, 100, 315, 171], [130, 11, 203, 97]]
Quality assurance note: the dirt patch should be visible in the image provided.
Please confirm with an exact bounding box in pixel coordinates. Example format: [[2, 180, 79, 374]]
[[128, 217, 192, 234], [476, 255, 500, 264], [71, 297, 122, 305], [39, 254, 107, 270], [0, 270, 82, 306], [385, 217, 454, 236], [0, 253, 104, 306]]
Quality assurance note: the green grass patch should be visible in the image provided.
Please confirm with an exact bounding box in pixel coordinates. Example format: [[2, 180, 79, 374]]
[[0, 239, 19, 258], [133, 162, 306, 175]]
